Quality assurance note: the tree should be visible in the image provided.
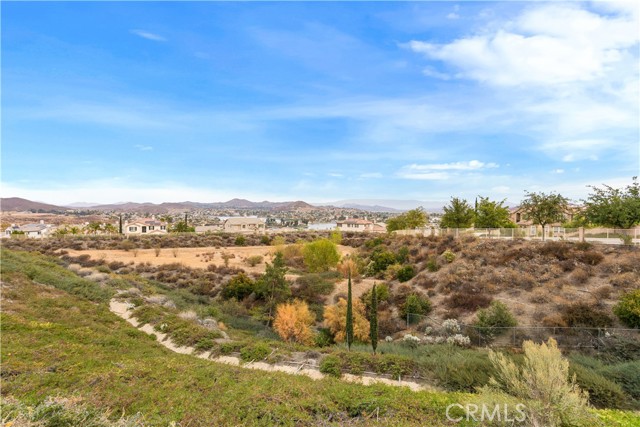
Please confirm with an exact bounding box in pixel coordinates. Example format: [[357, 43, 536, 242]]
[[323, 297, 369, 343], [103, 223, 118, 235], [519, 192, 569, 240], [346, 272, 354, 350], [386, 207, 428, 232], [171, 221, 195, 233], [255, 252, 291, 324], [86, 222, 103, 235], [273, 300, 315, 345], [221, 273, 255, 300], [302, 238, 340, 273], [440, 197, 475, 228], [474, 197, 514, 228], [583, 177, 640, 229], [613, 289, 640, 328], [369, 284, 378, 355]]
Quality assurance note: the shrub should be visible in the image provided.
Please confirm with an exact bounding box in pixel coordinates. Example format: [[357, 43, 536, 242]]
[[240, 342, 271, 362], [323, 298, 369, 343], [575, 250, 604, 266], [425, 257, 439, 272], [441, 249, 456, 263], [396, 265, 415, 282], [314, 328, 335, 348], [220, 273, 255, 300], [444, 292, 492, 312], [245, 255, 263, 267], [302, 239, 340, 273], [482, 338, 592, 426], [234, 235, 246, 246], [401, 293, 432, 321], [613, 289, 640, 328], [599, 360, 640, 402], [474, 301, 517, 337], [570, 364, 631, 409], [368, 249, 397, 275], [273, 300, 315, 345], [561, 302, 614, 328], [319, 355, 342, 378]]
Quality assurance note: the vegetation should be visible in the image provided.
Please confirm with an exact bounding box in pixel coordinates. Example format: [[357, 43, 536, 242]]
[[386, 207, 428, 232], [440, 197, 475, 228], [324, 298, 370, 344], [474, 301, 517, 337], [519, 191, 570, 240], [369, 284, 378, 354], [273, 300, 315, 345], [346, 273, 354, 350], [613, 290, 640, 328], [481, 338, 593, 427], [474, 196, 514, 228], [302, 238, 340, 272], [583, 177, 640, 229]]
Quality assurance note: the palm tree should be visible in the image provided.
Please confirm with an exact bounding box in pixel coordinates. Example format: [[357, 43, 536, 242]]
[[68, 226, 81, 235], [87, 222, 103, 235], [103, 223, 118, 234]]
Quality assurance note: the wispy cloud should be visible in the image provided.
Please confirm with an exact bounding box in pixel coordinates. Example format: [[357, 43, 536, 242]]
[[397, 160, 498, 180], [359, 172, 383, 179], [134, 144, 153, 151], [130, 29, 167, 42]]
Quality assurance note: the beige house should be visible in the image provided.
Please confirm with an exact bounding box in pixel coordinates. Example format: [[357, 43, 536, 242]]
[[336, 218, 386, 233], [223, 217, 266, 234], [124, 218, 168, 235], [3, 220, 55, 239], [510, 205, 581, 237]]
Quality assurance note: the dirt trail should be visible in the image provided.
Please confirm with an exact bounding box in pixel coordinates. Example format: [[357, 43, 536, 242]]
[[108, 298, 430, 392]]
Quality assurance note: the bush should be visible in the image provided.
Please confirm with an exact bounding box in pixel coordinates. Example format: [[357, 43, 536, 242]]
[[425, 257, 439, 272], [599, 360, 640, 402], [239, 342, 271, 362], [396, 265, 415, 282], [368, 249, 397, 275], [234, 235, 246, 246], [474, 301, 517, 337], [441, 249, 455, 263], [319, 355, 342, 378], [302, 239, 340, 273], [444, 292, 492, 312], [220, 273, 255, 300], [293, 273, 335, 304], [401, 293, 432, 320], [245, 255, 263, 267], [315, 328, 335, 348], [561, 302, 614, 328], [570, 364, 631, 409], [613, 289, 640, 328]]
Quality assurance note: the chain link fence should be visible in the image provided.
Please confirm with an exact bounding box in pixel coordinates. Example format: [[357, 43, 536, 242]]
[[406, 313, 640, 349]]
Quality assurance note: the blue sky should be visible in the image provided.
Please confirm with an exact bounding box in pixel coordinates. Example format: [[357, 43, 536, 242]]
[[2, 1, 638, 207]]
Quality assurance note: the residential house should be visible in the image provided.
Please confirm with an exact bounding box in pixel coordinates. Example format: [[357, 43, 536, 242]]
[[124, 218, 168, 235], [510, 205, 581, 237], [3, 220, 55, 239], [223, 217, 266, 234], [336, 218, 386, 233]]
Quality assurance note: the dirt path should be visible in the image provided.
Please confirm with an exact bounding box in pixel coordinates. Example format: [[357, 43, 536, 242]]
[[108, 298, 430, 392]]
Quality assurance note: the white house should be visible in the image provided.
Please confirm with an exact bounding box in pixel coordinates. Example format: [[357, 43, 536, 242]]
[[336, 218, 386, 233], [223, 217, 266, 234], [4, 220, 55, 239], [124, 218, 168, 235]]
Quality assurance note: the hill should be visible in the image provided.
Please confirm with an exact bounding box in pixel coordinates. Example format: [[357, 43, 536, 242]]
[[0, 197, 67, 212]]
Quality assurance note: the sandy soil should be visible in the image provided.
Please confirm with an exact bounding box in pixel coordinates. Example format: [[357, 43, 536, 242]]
[[109, 297, 429, 391], [69, 245, 357, 275]]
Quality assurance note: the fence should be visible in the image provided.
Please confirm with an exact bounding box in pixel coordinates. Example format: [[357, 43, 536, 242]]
[[395, 227, 640, 246], [406, 313, 640, 349]]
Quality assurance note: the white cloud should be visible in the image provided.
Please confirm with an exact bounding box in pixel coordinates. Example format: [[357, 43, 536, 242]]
[[553, 169, 565, 174], [130, 29, 167, 42], [408, 4, 639, 86], [134, 144, 153, 151], [327, 173, 343, 178], [422, 66, 450, 80], [397, 160, 498, 180], [540, 139, 612, 162], [447, 13, 459, 20]]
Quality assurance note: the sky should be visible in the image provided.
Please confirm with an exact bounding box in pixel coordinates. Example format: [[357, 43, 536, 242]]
[[2, 1, 639, 208]]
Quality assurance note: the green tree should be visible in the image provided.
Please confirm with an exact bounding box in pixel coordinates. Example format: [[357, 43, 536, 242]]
[[255, 252, 290, 324], [369, 283, 378, 355], [346, 272, 354, 351], [583, 177, 640, 229], [519, 191, 569, 240], [171, 221, 195, 233], [103, 223, 118, 235], [474, 197, 514, 228], [86, 222, 103, 235], [302, 239, 340, 272], [221, 273, 255, 300], [613, 289, 640, 328], [440, 197, 475, 228], [386, 207, 428, 232]]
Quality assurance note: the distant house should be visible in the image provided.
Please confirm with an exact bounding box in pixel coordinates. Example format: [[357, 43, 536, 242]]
[[223, 217, 266, 234], [195, 225, 223, 234], [124, 218, 168, 235], [336, 218, 386, 233], [3, 220, 55, 239], [510, 205, 581, 237]]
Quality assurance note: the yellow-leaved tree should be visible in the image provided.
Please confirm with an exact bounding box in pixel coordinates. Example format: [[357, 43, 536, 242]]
[[323, 298, 370, 343], [273, 299, 315, 345]]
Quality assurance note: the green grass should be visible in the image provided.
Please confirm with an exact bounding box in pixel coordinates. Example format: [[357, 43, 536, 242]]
[[1, 264, 470, 426]]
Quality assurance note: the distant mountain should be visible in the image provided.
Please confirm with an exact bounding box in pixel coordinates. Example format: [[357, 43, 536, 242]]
[[69, 199, 320, 213], [326, 199, 446, 212], [1, 197, 67, 212]]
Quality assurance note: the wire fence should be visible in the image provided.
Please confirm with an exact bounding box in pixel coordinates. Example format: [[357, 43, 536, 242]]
[[406, 313, 640, 349], [395, 227, 640, 246]]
